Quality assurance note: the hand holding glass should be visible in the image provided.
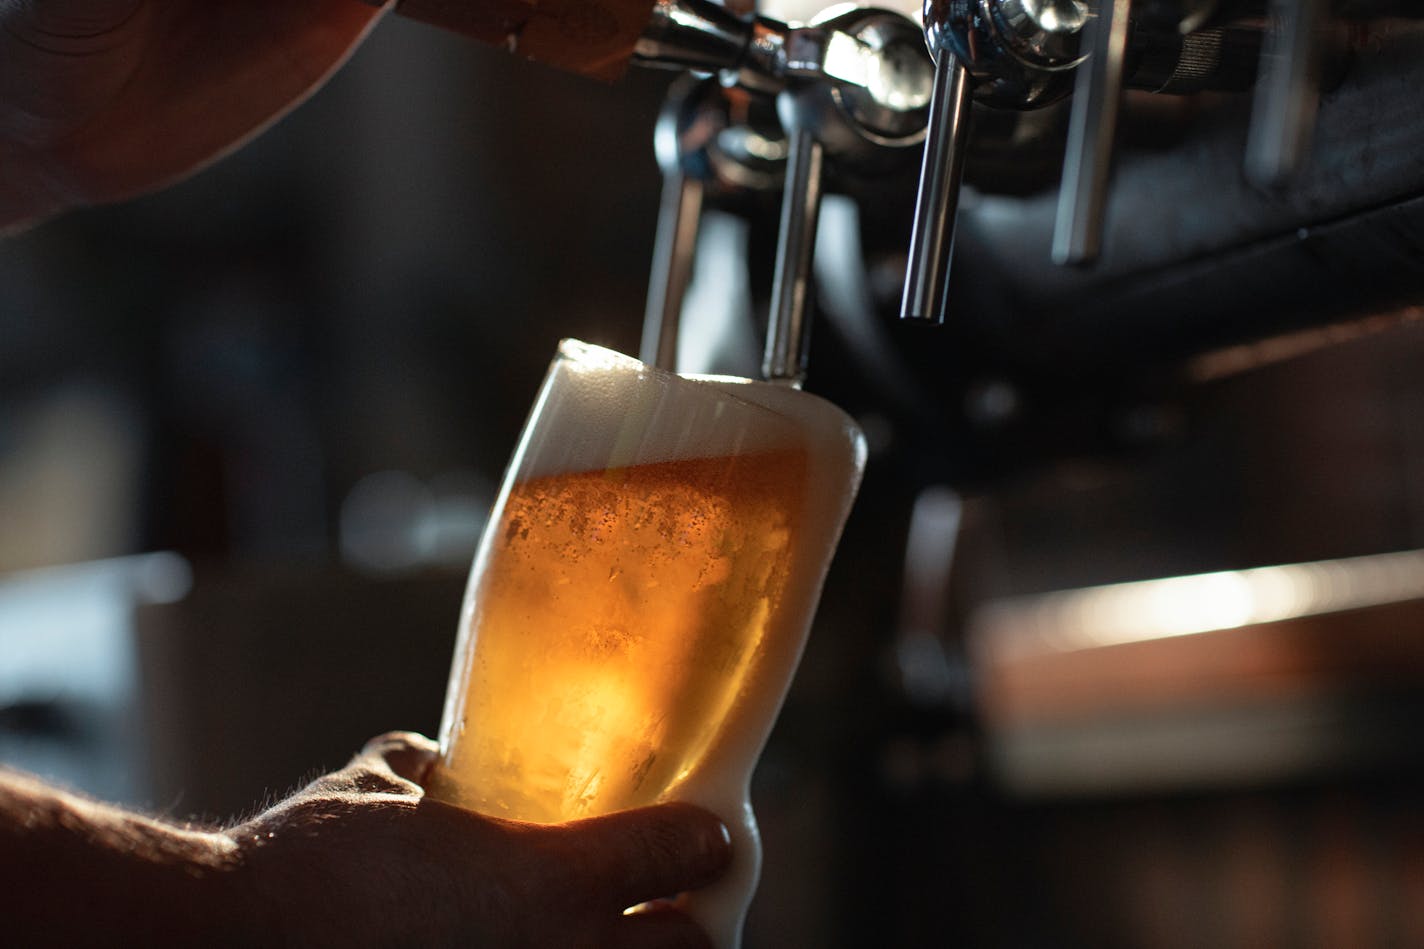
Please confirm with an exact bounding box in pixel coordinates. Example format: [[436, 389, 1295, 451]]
[[427, 341, 865, 947]]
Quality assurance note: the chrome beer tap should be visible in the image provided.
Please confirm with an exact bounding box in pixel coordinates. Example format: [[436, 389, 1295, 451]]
[[1245, 0, 1328, 189], [902, 0, 1088, 323], [1051, 0, 1130, 265], [641, 77, 786, 370], [766, 7, 935, 384], [632, 1, 934, 384], [634, 0, 792, 371], [1054, 0, 1223, 265], [901, 0, 1319, 318]]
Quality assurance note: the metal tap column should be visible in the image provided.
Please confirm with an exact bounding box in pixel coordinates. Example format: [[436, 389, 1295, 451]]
[[763, 122, 825, 386], [900, 52, 972, 324]]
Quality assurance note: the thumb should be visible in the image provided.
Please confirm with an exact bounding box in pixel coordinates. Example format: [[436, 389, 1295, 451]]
[[547, 803, 733, 910], [359, 731, 440, 786]]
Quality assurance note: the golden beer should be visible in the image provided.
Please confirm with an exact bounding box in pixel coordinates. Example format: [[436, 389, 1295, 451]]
[[429, 448, 808, 821], [429, 341, 864, 948]]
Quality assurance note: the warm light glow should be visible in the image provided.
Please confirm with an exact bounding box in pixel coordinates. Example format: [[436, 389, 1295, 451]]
[[429, 450, 806, 822], [974, 549, 1424, 662]]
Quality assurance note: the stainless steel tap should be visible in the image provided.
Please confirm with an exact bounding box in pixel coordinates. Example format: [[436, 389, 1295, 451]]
[[632, 1, 935, 383], [902, 0, 1088, 324], [368, 0, 1421, 375], [898, 0, 1360, 326], [641, 76, 786, 370], [765, 7, 934, 385]]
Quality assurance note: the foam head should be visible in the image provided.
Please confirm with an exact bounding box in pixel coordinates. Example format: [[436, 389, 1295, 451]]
[[512, 340, 866, 490]]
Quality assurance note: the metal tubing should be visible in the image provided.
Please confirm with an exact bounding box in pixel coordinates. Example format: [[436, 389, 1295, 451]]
[[640, 172, 704, 371], [899, 53, 972, 323], [1052, 0, 1132, 267], [763, 124, 824, 386]]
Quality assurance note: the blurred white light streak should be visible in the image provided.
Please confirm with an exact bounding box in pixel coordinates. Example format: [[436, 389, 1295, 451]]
[[973, 549, 1424, 662], [0, 552, 191, 804]]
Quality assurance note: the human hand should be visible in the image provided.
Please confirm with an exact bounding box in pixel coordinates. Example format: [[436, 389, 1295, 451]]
[[0, 0, 385, 231], [230, 732, 732, 948]]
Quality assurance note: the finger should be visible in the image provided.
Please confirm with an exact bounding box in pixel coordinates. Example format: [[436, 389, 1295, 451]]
[[359, 731, 439, 786], [303, 732, 439, 797], [551, 803, 732, 911], [610, 906, 715, 949]]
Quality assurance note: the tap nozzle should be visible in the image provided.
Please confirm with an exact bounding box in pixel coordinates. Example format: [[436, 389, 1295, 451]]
[[900, 51, 972, 324], [1052, 0, 1133, 267]]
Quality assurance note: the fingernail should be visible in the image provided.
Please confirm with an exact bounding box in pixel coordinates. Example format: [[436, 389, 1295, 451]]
[[702, 818, 733, 867]]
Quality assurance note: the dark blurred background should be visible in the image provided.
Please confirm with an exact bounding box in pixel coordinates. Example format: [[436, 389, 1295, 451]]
[[3, 12, 1424, 948]]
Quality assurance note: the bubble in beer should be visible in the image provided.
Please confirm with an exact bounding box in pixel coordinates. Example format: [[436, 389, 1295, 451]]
[[433, 447, 807, 822]]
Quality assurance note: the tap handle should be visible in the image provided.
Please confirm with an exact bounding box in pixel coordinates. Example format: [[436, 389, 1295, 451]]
[[1245, 0, 1327, 188], [763, 115, 824, 386], [1052, 0, 1132, 267], [899, 51, 973, 324]]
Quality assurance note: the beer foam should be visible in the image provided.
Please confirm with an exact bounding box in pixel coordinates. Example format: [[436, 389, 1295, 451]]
[[512, 340, 866, 486]]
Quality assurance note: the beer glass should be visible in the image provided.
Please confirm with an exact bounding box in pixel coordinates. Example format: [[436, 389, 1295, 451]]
[[427, 340, 866, 947]]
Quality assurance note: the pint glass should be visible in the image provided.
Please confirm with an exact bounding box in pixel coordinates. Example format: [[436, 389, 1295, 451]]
[[427, 340, 866, 947]]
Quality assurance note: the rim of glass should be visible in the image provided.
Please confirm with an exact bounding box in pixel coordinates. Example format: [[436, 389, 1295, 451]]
[[557, 338, 759, 388]]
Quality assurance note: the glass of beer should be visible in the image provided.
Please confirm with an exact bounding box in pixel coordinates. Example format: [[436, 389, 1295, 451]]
[[427, 340, 866, 948]]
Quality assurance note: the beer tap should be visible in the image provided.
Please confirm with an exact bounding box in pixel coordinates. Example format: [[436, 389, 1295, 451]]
[[902, 0, 1275, 297], [634, 0, 937, 384], [899, 41, 972, 326], [643, 115, 704, 369], [1053, 0, 1223, 265], [641, 78, 786, 370], [763, 8, 935, 384], [763, 102, 824, 385], [1244, 0, 1327, 189], [1245, 2, 1424, 188], [634, 4, 935, 382], [1051, 0, 1131, 266], [902, 0, 1087, 323]]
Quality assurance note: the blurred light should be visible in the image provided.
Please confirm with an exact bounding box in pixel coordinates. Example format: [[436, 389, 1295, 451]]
[[1188, 307, 1423, 382], [132, 552, 194, 605], [974, 548, 1424, 662], [895, 487, 964, 707], [678, 212, 759, 378], [0, 552, 191, 804], [339, 470, 491, 574]]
